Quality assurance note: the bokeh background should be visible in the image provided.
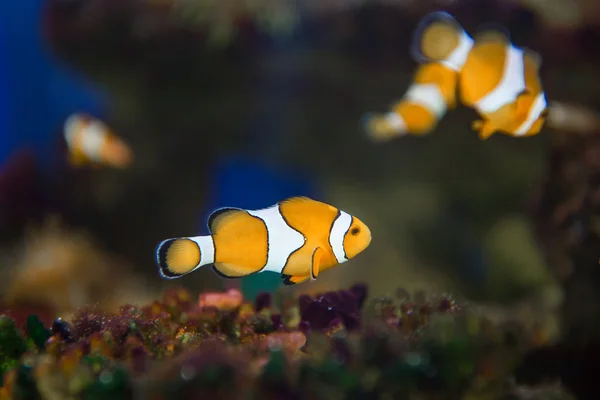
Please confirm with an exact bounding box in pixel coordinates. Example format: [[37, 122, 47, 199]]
[[1, 0, 599, 342]]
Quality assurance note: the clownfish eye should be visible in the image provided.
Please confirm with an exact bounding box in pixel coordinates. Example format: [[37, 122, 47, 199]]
[[351, 227, 360, 236]]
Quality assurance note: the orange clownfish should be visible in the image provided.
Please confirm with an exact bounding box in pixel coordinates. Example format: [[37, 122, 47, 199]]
[[64, 113, 134, 168], [363, 11, 549, 141], [155, 196, 372, 286]]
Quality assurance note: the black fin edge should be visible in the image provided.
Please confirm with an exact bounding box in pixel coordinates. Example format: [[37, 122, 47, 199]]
[[211, 265, 264, 280], [156, 239, 182, 280], [281, 274, 297, 286], [211, 264, 238, 279]]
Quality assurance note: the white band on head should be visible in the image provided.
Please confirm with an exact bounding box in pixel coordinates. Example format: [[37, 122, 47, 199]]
[[514, 91, 548, 136], [329, 210, 352, 264], [189, 235, 216, 267], [64, 115, 82, 147], [440, 30, 474, 72], [404, 83, 447, 118], [81, 122, 108, 162], [475, 45, 526, 114], [247, 205, 305, 273], [384, 112, 407, 132]]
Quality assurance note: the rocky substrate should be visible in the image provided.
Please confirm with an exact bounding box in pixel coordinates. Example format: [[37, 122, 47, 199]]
[[0, 284, 574, 399]]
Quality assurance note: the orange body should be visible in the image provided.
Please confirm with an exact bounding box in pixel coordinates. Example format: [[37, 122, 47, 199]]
[[156, 197, 372, 285]]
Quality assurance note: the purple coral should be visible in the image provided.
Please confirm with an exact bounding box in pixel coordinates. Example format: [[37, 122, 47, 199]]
[[254, 292, 272, 312], [299, 284, 367, 331], [270, 314, 283, 330], [349, 284, 368, 308], [51, 317, 76, 342], [71, 309, 106, 338]]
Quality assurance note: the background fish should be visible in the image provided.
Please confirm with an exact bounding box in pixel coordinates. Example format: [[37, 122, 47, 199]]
[[156, 196, 372, 286], [363, 11, 600, 141], [63, 113, 133, 169]]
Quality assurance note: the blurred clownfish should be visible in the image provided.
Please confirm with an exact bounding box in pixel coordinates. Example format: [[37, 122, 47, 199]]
[[363, 11, 550, 141], [63, 113, 133, 168], [155, 196, 372, 286]]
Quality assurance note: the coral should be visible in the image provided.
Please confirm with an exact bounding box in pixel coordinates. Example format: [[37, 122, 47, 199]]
[[298, 283, 367, 332], [199, 288, 243, 311], [0, 284, 574, 399], [2, 217, 159, 320]]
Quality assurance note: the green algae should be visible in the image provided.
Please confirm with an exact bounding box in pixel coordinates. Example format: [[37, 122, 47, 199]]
[[0, 316, 28, 386], [25, 316, 50, 351]]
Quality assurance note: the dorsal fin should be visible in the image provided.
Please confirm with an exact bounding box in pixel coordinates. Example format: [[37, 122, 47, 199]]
[[278, 196, 316, 207], [524, 47, 542, 69], [278, 196, 332, 217], [474, 22, 511, 45], [410, 11, 464, 64], [206, 207, 244, 234]]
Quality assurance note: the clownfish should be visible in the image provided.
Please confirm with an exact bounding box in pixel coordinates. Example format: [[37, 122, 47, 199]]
[[64, 113, 133, 168], [363, 11, 549, 141], [155, 196, 372, 285]]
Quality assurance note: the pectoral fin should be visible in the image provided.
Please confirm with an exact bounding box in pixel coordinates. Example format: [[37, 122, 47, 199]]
[[311, 247, 326, 280], [68, 151, 87, 167], [472, 119, 497, 140], [282, 274, 310, 286], [514, 90, 533, 117]]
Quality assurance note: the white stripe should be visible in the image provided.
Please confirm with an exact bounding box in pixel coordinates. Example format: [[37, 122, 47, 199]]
[[404, 83, 447, 118], [329, 210, 352, 264], [475, 45, 526, 114], [440, 30, 474, 72], [247, 205, 306, 273], [384, 112, 407, 132], [64, 114, 82, 148], [514, 91, 548, 136], [81, 122, 108, 162], [189, 235, 216, 267]]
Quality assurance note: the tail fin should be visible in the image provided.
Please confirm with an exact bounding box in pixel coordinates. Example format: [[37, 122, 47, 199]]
[[411, 11, 473, 71], [156, 237, 206, 279], [546, 101, 600, 135]]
